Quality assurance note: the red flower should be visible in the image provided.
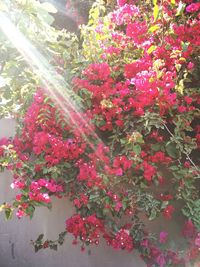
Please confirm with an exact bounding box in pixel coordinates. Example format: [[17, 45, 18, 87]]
[[142, 161, 156, 181], [182, 220, 196, 238], [111, 229, 134, 252], [163, 205, 175, 219]]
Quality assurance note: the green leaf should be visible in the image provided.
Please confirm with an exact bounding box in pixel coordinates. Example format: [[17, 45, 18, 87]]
[[64, 162, 71, 168], [169, 165, 179, 171], [3, 89, 11, 99], [46, 203, 52, 210], [181, 42, 190, 52], [50, 244, 58, 251], [166, 143, 179, 158], [149, 209, 157, 220], [151, 143, 161, 151], [58, 231, 67, 245], [35, 244, 43, 252], [140, 182, 148, 189], [89, 194, 99, 200], [161, 201, 169, 209], [133, 144, 141, 155], [96, 119, 106, 127], [26, 205, 35, 219], [5, 208, 13, 220], [36, 234, 44, 243], [37, 9, 55, 25]]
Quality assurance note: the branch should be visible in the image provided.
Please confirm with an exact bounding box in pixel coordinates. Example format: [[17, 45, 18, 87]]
[[162, 122, 199, 172]]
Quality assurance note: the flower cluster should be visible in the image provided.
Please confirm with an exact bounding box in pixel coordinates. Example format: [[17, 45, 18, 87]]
[[66, 214, 104, 247], [109, 229, 134, 252]]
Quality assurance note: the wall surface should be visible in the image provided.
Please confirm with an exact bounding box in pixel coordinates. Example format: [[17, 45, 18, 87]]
[[0, 119, 146, 267]]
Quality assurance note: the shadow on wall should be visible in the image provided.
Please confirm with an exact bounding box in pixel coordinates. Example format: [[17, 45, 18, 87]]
[[0, 119, 146, 267], [0, 119, 190, 267]]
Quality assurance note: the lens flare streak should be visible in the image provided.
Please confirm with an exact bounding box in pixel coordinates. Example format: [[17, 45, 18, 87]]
[[0, 11, 104, 159]]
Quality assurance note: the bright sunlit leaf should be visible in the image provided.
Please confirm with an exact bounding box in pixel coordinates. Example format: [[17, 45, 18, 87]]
[[147, 45, 156, 54], [149, 25, 159, 33], [40, 2, 57, 14], [176, 2, 186, 16], [153, 5, 159, 21]]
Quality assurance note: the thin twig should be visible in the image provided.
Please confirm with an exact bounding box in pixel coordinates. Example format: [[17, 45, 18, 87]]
[[162, 122, 199, 172]]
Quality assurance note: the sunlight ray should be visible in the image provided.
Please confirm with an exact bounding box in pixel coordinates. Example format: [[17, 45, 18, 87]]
[[0, 12, 105, 157]]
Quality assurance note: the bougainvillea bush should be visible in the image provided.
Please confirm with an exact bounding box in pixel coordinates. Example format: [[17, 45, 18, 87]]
[[0, 0, 200, 266]]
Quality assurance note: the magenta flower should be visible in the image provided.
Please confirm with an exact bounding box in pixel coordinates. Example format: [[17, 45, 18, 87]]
[[186, 3, 200, 13], [159, 232, 168, 244], [117, 0, 127, 7], [187, 62, 194, 70]]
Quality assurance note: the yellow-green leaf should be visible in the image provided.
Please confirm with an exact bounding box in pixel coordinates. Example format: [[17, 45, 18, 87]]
[[0, 2, 8, 11], [40, 2, 57, 13], [149, 25, 159, 33], [175, 79, 184, 94], [181, 41, 190, 52], [153, 5, 159, 22], [16, 0, 26, 5], [147, 45, 156, 54], [176, 2, 186, 16]]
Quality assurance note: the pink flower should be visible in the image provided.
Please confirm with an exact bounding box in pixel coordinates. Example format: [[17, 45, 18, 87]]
[[115, 168, 123, 176], [186, 3, 200, 13], [115, 201, 123, 212], [195, 233, 200, 248], [16, 209, 25, 219], [0, 137, 9, 147], [156, 254, 166, 267], [117, 0, 127, 6], [10, 180, 25, 189], [187, 62, 194, 70], [140, 239, 149, 247], [178, 106, 187, 113], [159, 231, 168, 244], [126, 22, 148, 44], [15, 194, 22, 201]]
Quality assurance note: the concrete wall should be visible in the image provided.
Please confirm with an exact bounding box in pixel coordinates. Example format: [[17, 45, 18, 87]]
[[0, 119, 146, 267]]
